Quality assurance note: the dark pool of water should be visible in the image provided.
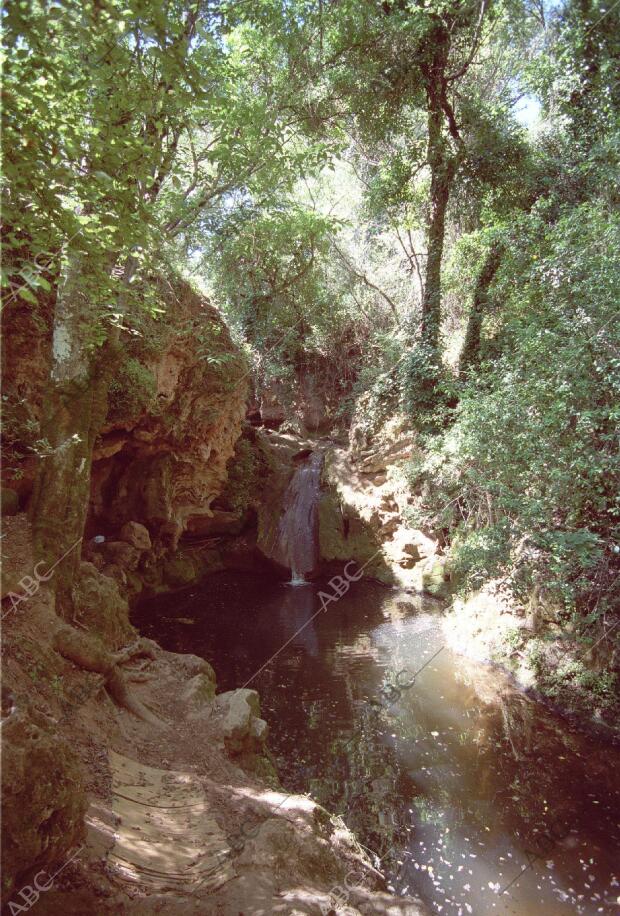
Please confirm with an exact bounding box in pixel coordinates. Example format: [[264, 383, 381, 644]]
[[133, 572, 620, 915]]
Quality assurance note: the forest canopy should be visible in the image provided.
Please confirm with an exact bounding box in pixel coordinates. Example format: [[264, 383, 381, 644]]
[[3, 0, 619, 653]]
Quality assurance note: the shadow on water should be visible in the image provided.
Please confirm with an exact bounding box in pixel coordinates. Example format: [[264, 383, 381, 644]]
[[133, 572, 620, 915]]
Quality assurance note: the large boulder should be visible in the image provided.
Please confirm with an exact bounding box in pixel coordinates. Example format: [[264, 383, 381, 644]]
[[163, 552, 199, 588], [214, 688, 268, 756], [119, 521, 151, 551], [73, 562, 134, 647], [162, 549, 222, 588], [182, 671, 217, 711], [102, 540, 141, 571]]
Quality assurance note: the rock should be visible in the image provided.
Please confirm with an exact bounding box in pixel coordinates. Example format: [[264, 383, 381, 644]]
[[236, 816, 340, 887], [162, 550, 220, 588], [182, 672, 216, 709], [139, 558, 164, 592], [83, 279, 248, 547], [158, 519, 183, 552], [278, 417, 305, 436], [214, 689, 267, 755], [186, 511, 245, 537], [318, 492, 390, 581], [383, 519, 401, 538], [101, 563, 127, 588], [259, 381, 287, 428], [249, 717, 268, 742], [1, 487, 20, 516], [402, 542, 422, 561], [358, 451, 388, 474], [124, 569, 144, 595], [89, 551, 105, 571], [119, 521, 152, 551], [5, 273, 248, 546], [178, 653, 215, 679], [163, 553, 198, 588], [1, 698, 87, 897], [74, 562, 133, 646], [422, 556, 454, 599], [254, 437, 305, 573], [102, 540, 141, 571], [300, 396, 326, 433]]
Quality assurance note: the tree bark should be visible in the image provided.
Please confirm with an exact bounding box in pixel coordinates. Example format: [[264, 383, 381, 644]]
[[459, 239, 503, 377], [421, 119, 454, 349], [419, 24, 458, 352], [29, 248, 121, 616]]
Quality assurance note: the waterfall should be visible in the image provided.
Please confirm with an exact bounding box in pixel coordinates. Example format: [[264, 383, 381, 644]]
[[276, 451, 323, 584]]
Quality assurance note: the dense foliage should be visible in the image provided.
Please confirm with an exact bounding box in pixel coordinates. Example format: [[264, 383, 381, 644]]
[[2, 0, 618, 668]]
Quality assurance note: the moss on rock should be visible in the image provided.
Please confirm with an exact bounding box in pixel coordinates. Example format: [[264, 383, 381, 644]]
[[318, 492, 392, 582], [421, 556, 455, 598], [163, 549, 223, 589]]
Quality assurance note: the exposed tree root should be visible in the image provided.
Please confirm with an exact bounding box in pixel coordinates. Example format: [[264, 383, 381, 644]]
[[112, 638, 159, 667], [53, 625, 166, 728], [126, 672, 155, 683]]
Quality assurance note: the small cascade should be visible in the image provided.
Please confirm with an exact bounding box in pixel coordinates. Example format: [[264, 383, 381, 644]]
[[276, 451, 323, 584]]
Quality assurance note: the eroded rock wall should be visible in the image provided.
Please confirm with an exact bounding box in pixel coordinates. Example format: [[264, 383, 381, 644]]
[[89, 279, 248, 546], [318, 439, 445, 591], [2, 276, 249, 580]]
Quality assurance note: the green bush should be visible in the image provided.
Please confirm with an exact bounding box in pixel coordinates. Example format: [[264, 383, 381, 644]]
[[398, 203, 619, 629], [400, 340, 457, 432]]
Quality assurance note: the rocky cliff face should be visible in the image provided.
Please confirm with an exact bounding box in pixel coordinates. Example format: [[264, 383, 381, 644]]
[[318, 431, 447, 592], [247, 350, 353, 436], [88, 279, 248, 550], [2, 276, 248, 569]]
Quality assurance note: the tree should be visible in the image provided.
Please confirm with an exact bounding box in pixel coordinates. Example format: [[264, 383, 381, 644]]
[[2, 0, 332, 609], [313, 0, 526, 419], [458, 237, 504, 377]]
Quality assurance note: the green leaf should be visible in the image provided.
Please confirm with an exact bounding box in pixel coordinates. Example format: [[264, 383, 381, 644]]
[[17, 286, 38, 304]]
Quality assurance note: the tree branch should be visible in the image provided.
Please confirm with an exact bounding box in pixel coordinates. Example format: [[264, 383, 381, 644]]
[[333, 240, 401, 325]]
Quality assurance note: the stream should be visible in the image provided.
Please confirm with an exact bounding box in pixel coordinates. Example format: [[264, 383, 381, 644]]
[[133, 572, 620, 915]]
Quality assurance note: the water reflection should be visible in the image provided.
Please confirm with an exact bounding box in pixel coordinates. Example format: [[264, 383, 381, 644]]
[[279, 584, 319, 657], [133, 573, 620, 915]]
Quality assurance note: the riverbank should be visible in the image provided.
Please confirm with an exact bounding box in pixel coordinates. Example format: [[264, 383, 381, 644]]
[[133, 568, 620, 916], [1, 514, 428, 915], [441, 580, 620, 745]]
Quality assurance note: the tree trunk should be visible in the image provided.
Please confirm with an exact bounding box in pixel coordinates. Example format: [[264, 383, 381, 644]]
[[420, 30, 457, 352], [29, 249, 119, 616], [459, 240, 503, 377], [421, 144, 454, 350]]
